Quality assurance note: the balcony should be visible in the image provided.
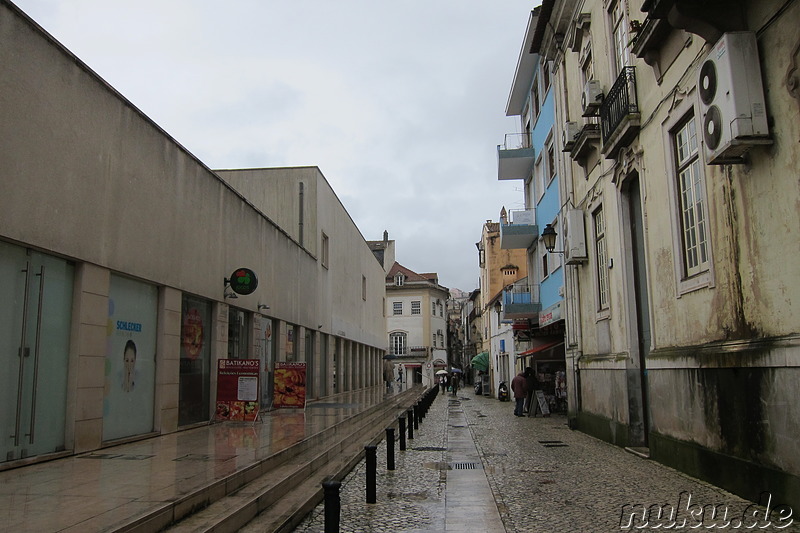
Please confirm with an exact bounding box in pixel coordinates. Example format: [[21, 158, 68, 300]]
[[600, 66, 641, 160], [569, 123, 601, 163], [502, 280, 541, 320], [500, 208, 538, 250], [497, 133, 535, 181], [386, 346, 430, 359]]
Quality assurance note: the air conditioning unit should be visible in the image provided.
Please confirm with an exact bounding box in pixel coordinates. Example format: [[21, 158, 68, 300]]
[[697, 32, 771, 164], [562, 121, 580, 151], [564, 209, 588, 264], [581, 80, 603, 116]]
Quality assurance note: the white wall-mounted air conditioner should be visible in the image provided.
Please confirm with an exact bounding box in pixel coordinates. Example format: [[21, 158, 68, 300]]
[[581, 80, 603, 117], [562, 121, 580, 151], [697, 31, 771, 164], [564, 209, 588, 264]]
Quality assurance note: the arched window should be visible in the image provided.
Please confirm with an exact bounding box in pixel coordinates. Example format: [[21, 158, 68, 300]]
[[389, 332, 407, 355]]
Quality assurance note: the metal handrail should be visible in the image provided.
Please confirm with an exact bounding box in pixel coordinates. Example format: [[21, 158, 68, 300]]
[[600, 66, 638, 142], [498, 132, 532, 151]]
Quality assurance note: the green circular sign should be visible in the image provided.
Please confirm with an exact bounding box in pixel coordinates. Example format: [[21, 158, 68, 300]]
[[229, 268, 258, 295]]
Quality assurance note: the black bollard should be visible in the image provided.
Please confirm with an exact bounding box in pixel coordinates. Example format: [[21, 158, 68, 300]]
[[413, 404, 419, 430], [365, 445, 377, 504], [398, 416, 406, 450], [407, 409, 414, 440], [322, 479, 341, 533], [386, 427, 395, 470]]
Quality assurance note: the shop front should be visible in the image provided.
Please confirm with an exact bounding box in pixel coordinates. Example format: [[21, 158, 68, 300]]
[[179, 295, 213, 426], [518, 340, 567, 413], [103, 274, 158, 441], [0, 241, 74, 464]]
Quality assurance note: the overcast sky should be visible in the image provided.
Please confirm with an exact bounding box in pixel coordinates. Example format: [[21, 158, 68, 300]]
[[14, 0, 539, 292]]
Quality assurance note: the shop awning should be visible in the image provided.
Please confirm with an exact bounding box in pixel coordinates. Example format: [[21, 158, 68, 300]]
[[470, 352, 489, 372], [518, 341, 563, 357]]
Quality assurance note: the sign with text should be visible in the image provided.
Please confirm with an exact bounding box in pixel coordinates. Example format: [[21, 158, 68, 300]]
[[273, 361, 307, 408], [215, 359, 260, 421]]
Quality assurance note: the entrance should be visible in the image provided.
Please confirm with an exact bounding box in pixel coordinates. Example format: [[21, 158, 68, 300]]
[[1, 242, 73, 462]]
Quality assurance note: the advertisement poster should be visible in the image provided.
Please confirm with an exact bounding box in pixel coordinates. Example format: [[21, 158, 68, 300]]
[[103, 275, 157, 441], [215, 359, 260, 421], [273, 361, 307, 408]]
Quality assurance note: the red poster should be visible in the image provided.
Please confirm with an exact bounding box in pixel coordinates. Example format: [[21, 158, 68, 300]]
[[273, 362, 307, 408], [215, 359, 260, 421]]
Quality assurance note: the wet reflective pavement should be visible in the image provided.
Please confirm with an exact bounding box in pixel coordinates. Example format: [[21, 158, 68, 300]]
[[0, 386, 414, 533]]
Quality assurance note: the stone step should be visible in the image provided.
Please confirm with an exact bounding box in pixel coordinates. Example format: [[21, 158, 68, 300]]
[[158, 388, 424, 533]]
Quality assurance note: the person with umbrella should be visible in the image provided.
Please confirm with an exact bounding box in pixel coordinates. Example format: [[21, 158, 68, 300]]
[[450, 369, 461, 396], [436, 370, 448, 392]]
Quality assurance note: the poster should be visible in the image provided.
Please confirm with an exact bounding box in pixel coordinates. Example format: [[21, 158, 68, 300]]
[[215, 359, 260, 421], [273, 361, 307, 408]]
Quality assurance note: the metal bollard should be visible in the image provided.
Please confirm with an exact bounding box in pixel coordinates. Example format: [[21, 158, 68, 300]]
[[322, 479, 341, 533], [386, 427, 395, 470], [407, 409, 414, 440], [365, 445, 377, 504], [413, 404, 419, 430], [398, 416, 406, 450]]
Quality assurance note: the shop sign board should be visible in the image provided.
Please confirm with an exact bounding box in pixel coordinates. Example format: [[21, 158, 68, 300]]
[[215, 359, 260, 421]]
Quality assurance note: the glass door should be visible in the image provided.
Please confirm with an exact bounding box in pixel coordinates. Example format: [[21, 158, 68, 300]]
[[1, 242, 73, 462]]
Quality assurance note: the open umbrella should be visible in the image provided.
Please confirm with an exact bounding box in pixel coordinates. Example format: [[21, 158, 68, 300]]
[[451, 368, 463, 373], [435, 369, 448, 375], [471, 352, 489, 372]]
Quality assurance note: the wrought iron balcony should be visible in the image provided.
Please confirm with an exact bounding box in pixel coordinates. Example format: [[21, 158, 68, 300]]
[[500, 208, 538, 250], [502, 279, 541, 320], [599, 66, 641, 159], [497, 133, 535, 181], [386, 346, 430, 358]]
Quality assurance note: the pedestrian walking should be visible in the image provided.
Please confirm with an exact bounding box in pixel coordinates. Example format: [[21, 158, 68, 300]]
[[439, 374, 447, 392], [450, 372, 459, 396], [523, 366, 538, 414], [511, 370, 528, 416]]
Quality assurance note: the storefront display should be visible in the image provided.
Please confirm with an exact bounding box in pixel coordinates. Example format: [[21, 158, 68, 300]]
[[179, 296, 213, 425]]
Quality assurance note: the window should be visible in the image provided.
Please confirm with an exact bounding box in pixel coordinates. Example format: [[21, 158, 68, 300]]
[[533, 84, 541, 118], [610, 0, 631, 74], [395, 273, 404, 286], [432, 301, 437, 315], [542, 60, 551, 92], [439, 302, 444, 317], [503, 269, 516, 276], [674, 115, 709, 277], [321, 232, 329, 268], [362, 275, 367, 301], [536, 155, 545, 201], [393, 301, 403, 315], [432, 333, 437, 347], [594, 207, 609, 310], [542, 252, 550, 279], [546, 143, 556, 185], [411, 301, 421, 315], [390, 332, 407, 355]]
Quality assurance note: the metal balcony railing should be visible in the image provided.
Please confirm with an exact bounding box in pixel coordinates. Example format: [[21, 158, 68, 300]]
[[600, 66, 638, 143], [498, 132, 532, 151]]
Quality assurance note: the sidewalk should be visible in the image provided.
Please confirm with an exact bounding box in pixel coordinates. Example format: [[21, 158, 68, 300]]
[[295, 391, 800, 532], [0, 386, 414, 533]]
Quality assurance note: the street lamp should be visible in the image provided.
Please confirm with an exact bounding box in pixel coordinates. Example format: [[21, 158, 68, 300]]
[[541, 224, 564, 254]]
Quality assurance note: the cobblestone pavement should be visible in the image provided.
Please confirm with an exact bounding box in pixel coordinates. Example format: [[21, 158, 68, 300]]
[[295, 391, 799, 532]]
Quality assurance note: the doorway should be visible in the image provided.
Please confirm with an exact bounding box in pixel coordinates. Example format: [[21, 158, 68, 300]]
[[1, 242, 73, 462]]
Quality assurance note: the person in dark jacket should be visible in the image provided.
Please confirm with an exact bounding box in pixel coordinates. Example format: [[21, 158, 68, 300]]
[[523, 366, 538, 414], [510, 371, 528, 416]]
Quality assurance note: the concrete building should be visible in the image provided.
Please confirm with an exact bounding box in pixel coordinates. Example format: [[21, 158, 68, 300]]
[[382, 260, 450, 388], [0, 1, 386, 467], [475, 219, 529, 397], [497, 8, 568, 413], [532, 0, 800, 508]]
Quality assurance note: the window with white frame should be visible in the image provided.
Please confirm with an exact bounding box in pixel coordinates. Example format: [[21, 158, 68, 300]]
[[411, 300, 421, 315], [543, 60, 551, 93], [610, 0, 631, 74], [439, 302, 444, 317], [393, 301, 403, 315], [594, 207, 609, 310], [536, 155, 545, 202], [395, 273, 404, 286], [673, 115, 709, 278], [542, 249, 550, 279], [546, 141, 556, 185], [432, 300, 437, 315], [390, 332, 407, 355]]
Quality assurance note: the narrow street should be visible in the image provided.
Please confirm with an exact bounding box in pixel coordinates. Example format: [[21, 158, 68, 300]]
[[297, 390, 799, 532]]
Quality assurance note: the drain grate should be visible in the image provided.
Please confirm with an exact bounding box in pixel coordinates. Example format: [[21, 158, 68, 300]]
[[539, 440, 569, 448], [174, 453, 237, 462], [412, 446, 446, 452], [450, 462, 480, 470], [79, 453, 153, 460]]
